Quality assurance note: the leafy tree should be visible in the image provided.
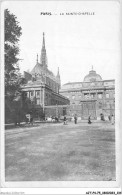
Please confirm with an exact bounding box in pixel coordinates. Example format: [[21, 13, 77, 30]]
[[5, 9, 22, 99], [4, 9, 44, 124], [5, 9, 23, 123]]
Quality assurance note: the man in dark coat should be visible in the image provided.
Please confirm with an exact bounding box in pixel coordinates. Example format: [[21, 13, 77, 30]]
[[88, 115, 92, 124], [63, 115, 67, 125], [74, 114, 77, 124]]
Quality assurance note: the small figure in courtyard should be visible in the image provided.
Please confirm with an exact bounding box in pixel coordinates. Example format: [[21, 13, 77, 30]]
[[30, 115, 34, 125], [100, 113, 105, 121], [63, 115, 67, 125], [25, 113, 30, 125], [103, 114, 105, 121], [55, 116, 59, 122], [88, 115, 92, 124], [111, 114, 114, 125], [108, 115, 111, 121], [74, 114, 77, 124], [51, 116, 55, 122]]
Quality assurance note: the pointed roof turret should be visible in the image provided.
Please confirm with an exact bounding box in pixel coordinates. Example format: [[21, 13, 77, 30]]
[[56, 67, 61, 91], [36, 53, 38, 63], [40, 32, 47, 68], [42, 32, 45, 49], [56, 67, 61, 85], [57, 67, 60, 75], [57, 67, 60, 78]]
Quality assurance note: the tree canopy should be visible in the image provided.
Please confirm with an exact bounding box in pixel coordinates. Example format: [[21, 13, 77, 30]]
[[5, 9, 23, 123], [4, 9, 43, 124], [5, 9, 22, 99]]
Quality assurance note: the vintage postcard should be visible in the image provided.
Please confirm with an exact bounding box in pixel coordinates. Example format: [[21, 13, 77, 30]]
[[0, 0, 122, 194]]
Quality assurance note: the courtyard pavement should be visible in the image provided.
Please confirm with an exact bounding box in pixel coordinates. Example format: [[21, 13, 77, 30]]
[[5, 121, 115, 181]]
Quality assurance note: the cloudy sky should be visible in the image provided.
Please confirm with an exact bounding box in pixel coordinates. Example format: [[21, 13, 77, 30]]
[[2, 1, 120, 85]]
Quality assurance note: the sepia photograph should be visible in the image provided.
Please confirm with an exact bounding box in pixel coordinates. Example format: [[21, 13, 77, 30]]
[[0, 0, 121, 193]]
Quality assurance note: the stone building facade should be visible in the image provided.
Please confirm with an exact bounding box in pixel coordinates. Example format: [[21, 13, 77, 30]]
[[22, 33, 69, 111], [60, 68, 115, 120]]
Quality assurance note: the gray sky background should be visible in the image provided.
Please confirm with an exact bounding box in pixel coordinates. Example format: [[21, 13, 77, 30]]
[[2, 1, 120, 85]]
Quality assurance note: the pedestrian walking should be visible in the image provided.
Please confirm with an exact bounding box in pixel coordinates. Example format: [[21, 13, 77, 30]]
[[74, 114, 77, 124], [100, 113, 105, 121], [88, 115, 92, 124], [63, 115, 67, 125], [25, 113, 30, 125], [30, 114, 34, 125], [108, 115, 111, 121]]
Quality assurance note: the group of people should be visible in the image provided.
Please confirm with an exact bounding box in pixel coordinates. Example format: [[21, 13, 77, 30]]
[[100, 113, 115, 124], [63, 113, 115, 125], [45, 116, 59, 122], [63, 115, 78, 125], [63, 114, 92, 125], [25, 112, 115, 126], [63, 114, 78, 125]]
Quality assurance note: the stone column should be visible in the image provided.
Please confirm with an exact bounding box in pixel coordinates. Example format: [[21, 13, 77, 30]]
[[89, 90, 90, 99], [34, 90, 36, 97], [96, 90, 99, 119], [43, 86, 45, 112], [28, 91, 30, 99], [27, 91, 29, 98], [40, 88, 41, 106]]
